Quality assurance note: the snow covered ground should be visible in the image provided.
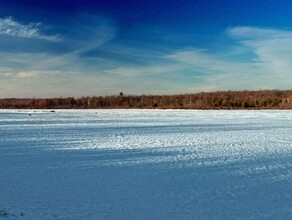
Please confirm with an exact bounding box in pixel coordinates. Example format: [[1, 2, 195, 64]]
[[0, 110, 291, 219]]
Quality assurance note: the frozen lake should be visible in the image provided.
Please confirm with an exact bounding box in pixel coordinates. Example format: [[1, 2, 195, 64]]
[[0, 110, 292, 219]]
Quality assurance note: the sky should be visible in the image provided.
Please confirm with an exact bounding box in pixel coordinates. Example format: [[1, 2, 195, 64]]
[[1, 0, 292, 98]]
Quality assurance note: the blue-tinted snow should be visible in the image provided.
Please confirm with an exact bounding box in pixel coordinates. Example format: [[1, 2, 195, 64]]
[[0, 110, 291, 219]]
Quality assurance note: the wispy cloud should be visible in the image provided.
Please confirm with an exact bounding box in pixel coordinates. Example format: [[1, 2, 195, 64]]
[[228, 26, 292, 40], [151, 27, 292, 91], [66, 26, 292, 95], [66, 14, 116, 53], [0, 17, 61, 42], [16, 71, 39, 78], [1, 21, 292, 97], [227, 26, 292, 77]]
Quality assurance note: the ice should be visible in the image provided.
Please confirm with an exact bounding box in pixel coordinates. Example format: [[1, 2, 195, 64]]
[[0, 110, 291, 219]]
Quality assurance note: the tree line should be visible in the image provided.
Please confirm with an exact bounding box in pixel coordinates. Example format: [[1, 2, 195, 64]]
[[1, 90, 292, 109]]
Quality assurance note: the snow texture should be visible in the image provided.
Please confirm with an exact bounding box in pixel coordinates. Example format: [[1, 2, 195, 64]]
[[0, 110, 292, 219]]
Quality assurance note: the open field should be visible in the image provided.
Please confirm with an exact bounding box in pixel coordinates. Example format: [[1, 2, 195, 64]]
[[0, 110, 292, 219]]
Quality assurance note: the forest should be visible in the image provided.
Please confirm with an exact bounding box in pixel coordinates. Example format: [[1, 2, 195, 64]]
[[1, 90, 292, 109]]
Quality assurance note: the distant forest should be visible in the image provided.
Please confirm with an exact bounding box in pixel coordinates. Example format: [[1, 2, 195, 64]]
[[1, 90, 292, 109]]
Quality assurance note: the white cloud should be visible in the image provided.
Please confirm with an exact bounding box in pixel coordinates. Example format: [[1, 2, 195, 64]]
[[165, 50, 262, 75], [156, 27, 292, 91], [16, 71, 39, 78], [71, 25, 292, 95], [228, 26, 292, 40], [67, 14, 116, 53], [105, 64, 184, 77], [1, 22, 292, 97], [227, 26, 292, 77], [0, 17, 61, 42], [164, 50, 268, 90]]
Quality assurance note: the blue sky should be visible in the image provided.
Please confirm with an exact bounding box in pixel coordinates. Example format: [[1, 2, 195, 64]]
[[1, 0, 292, 97]]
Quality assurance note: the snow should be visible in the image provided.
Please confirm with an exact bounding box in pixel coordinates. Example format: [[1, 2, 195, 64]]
[[0, 110, 291, 219]]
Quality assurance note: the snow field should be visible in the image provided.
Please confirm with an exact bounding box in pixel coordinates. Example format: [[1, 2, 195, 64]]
[[0, 110, 291, 219]]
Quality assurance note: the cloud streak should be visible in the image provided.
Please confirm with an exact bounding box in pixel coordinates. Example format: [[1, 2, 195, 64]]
[[228, 26, 292, 40], [1, 20, 292, 97], [227, 26, 292, 77], [0, 17, 61, 42]]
